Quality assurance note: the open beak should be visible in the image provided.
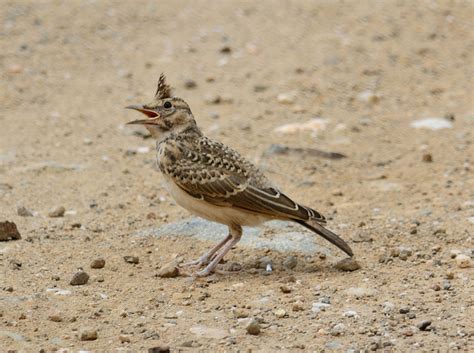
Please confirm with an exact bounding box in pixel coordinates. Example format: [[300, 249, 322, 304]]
[[125, 105, 161, 125]]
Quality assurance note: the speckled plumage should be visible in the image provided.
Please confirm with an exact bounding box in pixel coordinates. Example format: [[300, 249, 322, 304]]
[[126, 74, 353, 276]]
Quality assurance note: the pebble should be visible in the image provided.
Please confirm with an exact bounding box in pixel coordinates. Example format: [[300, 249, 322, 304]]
[[382, 301, 395, 314], [292, 302, 305, 312], [0, 221, 21, 241], [157, 263, 179, 278], [183, 79, 197, 89], [245, 319, 261, 335], [335, 258, 361, 271], [80, 328, 98, 341], [48, 312, 63, 322], [282, 255, 297, 270], [351, 232, 373, 243], [280, 285, 291, 293], [48, 206, 65, 218], [356, 89, 380, 103], [90, 258, 105, 269], [399, 306, 410, 314], [422, 153, 433, 162], [190, 325, 228, 339], [273, 118, 328, 135], [455, 254, 471, 268], [70, 270, 89, 285], [273, 309, 287, 318], [119, 334, 131, 343], [7, 64, 23, 74], [411, 118, 453, 130], [343, 310, 358, 318], [257, 256, 273, 269], [277, 92, 297, 104], [399, 248, 412, 261], [148, 346, 170, 353], [330, 323, 346, 336], [311, 302, 331, 313], [123, 255, 139, 264], [417, 320, 432, 331], [17, 206, 33, 217], [346, 287, 377, 298], [204, 94, 221, 104]]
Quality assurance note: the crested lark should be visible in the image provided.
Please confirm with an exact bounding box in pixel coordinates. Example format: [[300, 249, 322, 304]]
[[126, 74, 353, 276]]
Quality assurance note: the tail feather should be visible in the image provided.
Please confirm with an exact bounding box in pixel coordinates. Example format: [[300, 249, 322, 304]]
[[295, 219, 353, 257]]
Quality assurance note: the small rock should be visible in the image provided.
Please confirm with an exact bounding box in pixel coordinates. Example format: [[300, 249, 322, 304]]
[[157, 263, 179, 278], [382, 301, 395, 314], [90, 258, 105, 269], [292, 302, 304, 312], [346, 287, 377, 298], [48, 206, 65, 218], [445, 271, 455, 280], [0, 221, 21, 241], [119, 334, 131, 343], [282, 255, 297, 270], [351, 232, 373, 243], [273, 309, 287, 318], [311, 302, 331, 313], [80, 328, 98, 341], [343, 310, 358, 318], [330, 323, 346, 336], [399, 247, 412, 261], [455, 254, 472, 268], [190, 325, 228, 339], [233, 309, 248, 318], [17, 206, 33, 217], [417, 320, 432, 331], [223, 262, 242, 272], [422, 153, 433, 162], [123, 256, 139, 264], [273, 118, 328, 135], [246, 319, 261, 335], [399, 306, 410, 314], [148, 346, 170, 353], [279, 285, 291, 294], [48, 312, 63, 322], [357, 90, 380, 104], [335, 258, 361, 272], [183, 79, 197, 89], [204, 94, 221, 104], [70, 271, 89, 286], [277, 92, 297, 104], [411, 118, 453, 130], [7, 64, 23, 74], [257, 256, 273, 269]]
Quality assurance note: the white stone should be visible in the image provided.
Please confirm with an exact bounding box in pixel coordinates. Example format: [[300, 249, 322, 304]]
[[410, 118, 453, 130], [273, 118, 328, 135], [343, 310, 359, 318], [455, 254, 472, 268], [277, 92, 297, 104]]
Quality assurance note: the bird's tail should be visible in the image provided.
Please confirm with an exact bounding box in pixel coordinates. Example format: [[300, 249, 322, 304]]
[[295, 219, 353, 257]]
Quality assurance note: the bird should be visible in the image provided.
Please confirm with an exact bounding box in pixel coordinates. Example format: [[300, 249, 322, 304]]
[[126, 74, 353, 276]]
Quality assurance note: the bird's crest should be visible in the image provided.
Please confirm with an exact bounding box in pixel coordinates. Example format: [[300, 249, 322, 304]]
[[155, 73, 172, 99]]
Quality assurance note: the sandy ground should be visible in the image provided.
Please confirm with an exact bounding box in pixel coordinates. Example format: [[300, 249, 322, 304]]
[[1, 1, 473, 351]]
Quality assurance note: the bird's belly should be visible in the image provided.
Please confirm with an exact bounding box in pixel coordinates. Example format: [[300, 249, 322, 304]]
[[162, 175, 267, 226]]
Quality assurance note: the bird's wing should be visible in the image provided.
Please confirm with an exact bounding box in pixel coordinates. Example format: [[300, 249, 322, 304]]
[[168, 137, 326, 223]]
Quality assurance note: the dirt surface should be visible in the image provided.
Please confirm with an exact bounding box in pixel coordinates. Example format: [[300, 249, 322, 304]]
[[1, 1, 473, 351]]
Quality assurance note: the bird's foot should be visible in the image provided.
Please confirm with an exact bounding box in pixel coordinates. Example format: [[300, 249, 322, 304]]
[[179, 255, 211, 268]]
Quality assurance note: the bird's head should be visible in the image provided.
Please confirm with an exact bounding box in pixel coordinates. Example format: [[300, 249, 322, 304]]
[[126, 74, 197, 139]]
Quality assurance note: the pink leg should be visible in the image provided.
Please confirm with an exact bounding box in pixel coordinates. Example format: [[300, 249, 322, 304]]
[[195, 224, 242, 277], [181, 233, 232, 267]]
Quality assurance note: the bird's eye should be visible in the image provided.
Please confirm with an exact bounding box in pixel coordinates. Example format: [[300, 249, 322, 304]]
[[164, 101, 172, 109]]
